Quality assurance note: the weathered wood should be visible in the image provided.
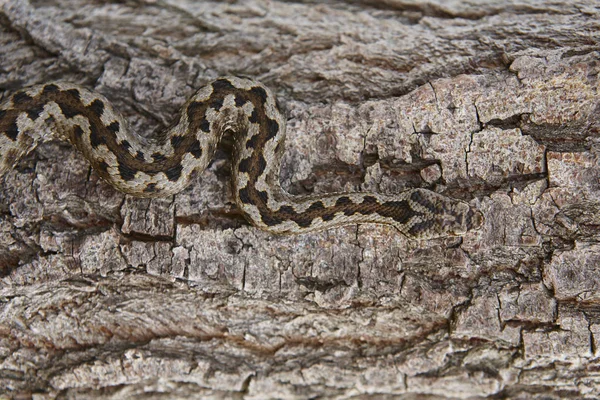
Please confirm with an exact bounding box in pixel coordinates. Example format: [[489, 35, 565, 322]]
[[0, 0, 599, 398]]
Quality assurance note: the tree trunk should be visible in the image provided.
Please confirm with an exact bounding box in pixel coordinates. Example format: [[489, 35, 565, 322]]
[[1, 0, 599, 398]]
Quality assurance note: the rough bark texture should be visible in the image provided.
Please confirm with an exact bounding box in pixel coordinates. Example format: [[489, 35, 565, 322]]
[[0, 0, 599, 398]]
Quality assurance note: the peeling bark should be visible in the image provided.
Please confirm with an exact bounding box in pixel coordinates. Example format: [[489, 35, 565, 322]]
[[1, 0, 600, 398]]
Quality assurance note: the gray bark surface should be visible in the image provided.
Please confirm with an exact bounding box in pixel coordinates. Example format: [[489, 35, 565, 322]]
[[0, 0, 599, 398]]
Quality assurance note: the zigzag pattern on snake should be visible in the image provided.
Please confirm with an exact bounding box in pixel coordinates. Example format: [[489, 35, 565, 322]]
[[0, 77, 483, 238]]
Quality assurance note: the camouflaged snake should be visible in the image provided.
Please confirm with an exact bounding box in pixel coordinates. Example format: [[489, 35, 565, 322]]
[[0, 77, 483, 238]]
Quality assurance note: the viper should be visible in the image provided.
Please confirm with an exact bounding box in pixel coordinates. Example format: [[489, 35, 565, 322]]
[[0, 77, 483, 238]]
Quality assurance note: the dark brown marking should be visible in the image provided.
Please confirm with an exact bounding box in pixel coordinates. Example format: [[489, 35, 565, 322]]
[[335, 197, 352, 207], [278, 205, 298, 219], [249, 86, 268, 105], [255, 154, 267, 176], [234, 95, 246, 107], [322, 212, 335, 221], [12, 92, 33, 105], [212, 79, 236, 92], [265, 118, 279, 140], [187, 101, 203, 120], [238, 157, 251, 174], [248, 109, 259, 123], [87, 99, 105, 117], [57, 102, 81, 118], [170, 135, 184, 149], [238, 186, 252, 205], [118, 162, 137, 181], [135, 151, 145, 161], [152, 152, 167, 162], [42, 84, 59, 94], [290, 215, 313, 227], [260, 208, 285, 226], [165, 164, 183, 181], [188, 139, 202, 158], [307, 201, 325, 212], [107, 121, 120, 133], [144, 183, 157, 193], [187, 101, 211, 135], [293, 201, 328, 227], [66, 88, 81, 100], [26, 104, 44, 121], [89, 124, 105, 148], [257, 190, 269, 204], [343, 207, 356, 217], [5, 122, 18, 141], [8, 90, 42, 121], [246, 133, 259, 149], [378, 200, 414, 224], [199, 119, 210, 133], [211, 97, 224, 111]]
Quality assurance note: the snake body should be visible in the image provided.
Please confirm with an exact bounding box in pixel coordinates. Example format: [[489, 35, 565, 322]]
[[0, 77, 482, 238]]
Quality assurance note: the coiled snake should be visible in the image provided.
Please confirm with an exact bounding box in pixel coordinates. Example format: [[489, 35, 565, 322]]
[[0, 77, 483, 238]]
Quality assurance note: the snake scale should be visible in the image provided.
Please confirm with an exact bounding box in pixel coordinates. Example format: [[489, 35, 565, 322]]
[[0, 77, 483, 238]]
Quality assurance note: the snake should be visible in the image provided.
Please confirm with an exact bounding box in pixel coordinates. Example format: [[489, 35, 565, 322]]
[[0, 77, 483, 238]]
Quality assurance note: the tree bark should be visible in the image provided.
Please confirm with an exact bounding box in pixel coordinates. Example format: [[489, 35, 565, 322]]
[[1, 0, 599, 398]]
